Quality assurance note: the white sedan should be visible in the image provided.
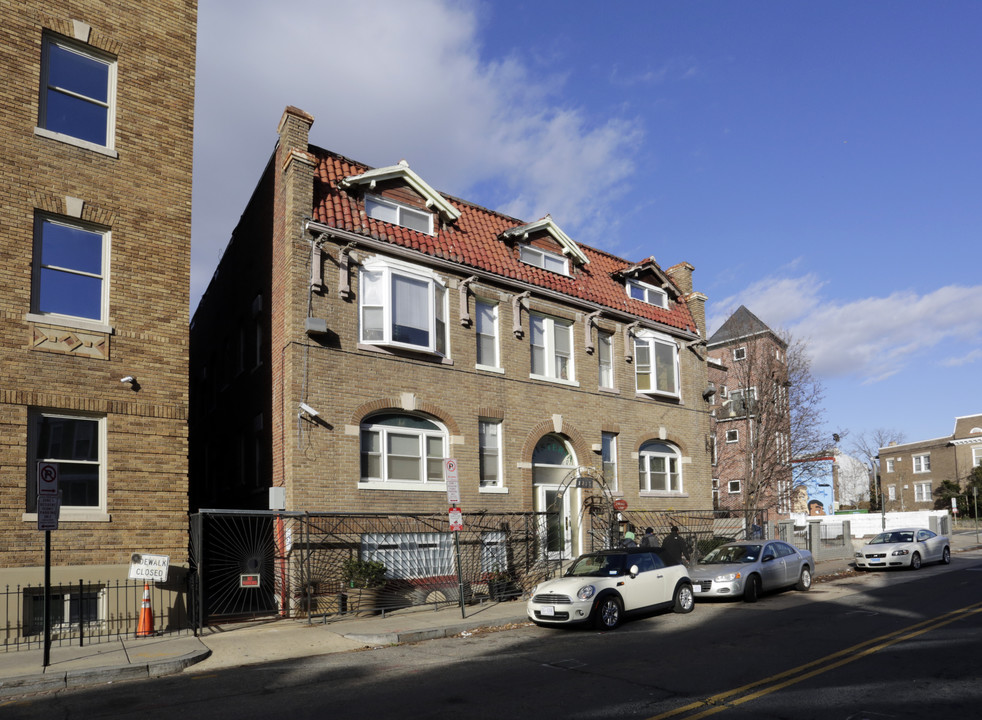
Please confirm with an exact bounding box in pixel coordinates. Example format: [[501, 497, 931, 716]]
[[854, 528, 950, 570]]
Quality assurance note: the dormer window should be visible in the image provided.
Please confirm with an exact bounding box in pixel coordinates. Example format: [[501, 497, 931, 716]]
[[626, 279, 667, 309], [520, 245, 568, 275], [365, 194, 433, 235]]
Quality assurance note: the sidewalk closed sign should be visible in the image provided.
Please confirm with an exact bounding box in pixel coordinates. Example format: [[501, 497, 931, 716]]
[[128, 553, 170, 583]]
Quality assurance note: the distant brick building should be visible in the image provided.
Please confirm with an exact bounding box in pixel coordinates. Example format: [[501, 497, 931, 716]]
[[706, 306, 793, 516], [0, 0, 195, 618], [878, 414, 982, 511], [190, 106, 715, 559]]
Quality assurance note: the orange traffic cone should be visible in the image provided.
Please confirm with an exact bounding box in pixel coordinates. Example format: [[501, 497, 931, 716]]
[[136, 583, 154, 637]]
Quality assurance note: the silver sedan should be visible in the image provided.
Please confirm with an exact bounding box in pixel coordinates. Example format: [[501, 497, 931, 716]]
[[689, 540, 814, 603], [853, 527, 950, 570]]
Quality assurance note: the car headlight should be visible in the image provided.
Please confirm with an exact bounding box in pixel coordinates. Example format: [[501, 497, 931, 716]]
[[531, 584, 541, 595], [715, 572, 742, 583], [577, 585, 596, 600], [892, 549, 910, 556], [854, 552, 863, 558]]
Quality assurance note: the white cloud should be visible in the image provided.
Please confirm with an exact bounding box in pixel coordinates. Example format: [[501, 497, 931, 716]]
[[712, 274, 982, 383], [191, 0, 642, 309]]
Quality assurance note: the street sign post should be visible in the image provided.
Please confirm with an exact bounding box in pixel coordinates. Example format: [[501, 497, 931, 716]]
[[444, 458, 460, 505], [37, 495, 60, 531]]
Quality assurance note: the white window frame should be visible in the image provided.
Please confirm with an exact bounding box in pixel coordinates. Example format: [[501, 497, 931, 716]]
[[597, 330, 614, 389], [26, 409, 108, 521], [626, 279, 668, 309], [28, 214, 111, 332], [520, 245, 569, 275], [725, 429, 739, 444], [25, 584, 106, 637], [634, 330, 680, 398], [733, 346, 746, 361], [639, 441, 683, 495], [529, 313, 576, 385], [37, 34, 117, 154], [885, 458, 895, 473], [474, 299, 500, 371], [479, 419, 505, 491], [973, 447, 982, 467], [365, 194, 433, 235], [888, 485, 896, 501], [914, 482, 931, 503], [912, 453, 931, 473], [358, 257, 448, 356], [728, 479, 742, 494], [359, 413, 447, 491], [601, 432, 618, 491]]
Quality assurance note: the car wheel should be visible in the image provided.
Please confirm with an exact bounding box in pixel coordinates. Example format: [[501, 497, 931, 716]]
[[593, 595, 622, 630], [941, 546, 951, 565], [796, 566, 812, 592], [910, 552, 921, 570], [743, 574, 760, 603], [673, 583, 695, 614]]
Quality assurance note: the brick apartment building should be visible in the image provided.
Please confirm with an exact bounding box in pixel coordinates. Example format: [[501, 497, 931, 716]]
[[706, 305, 793, 516], [878, 414, 982, 511], [0, 0, 195, 626], [190, 106, 715, 559]]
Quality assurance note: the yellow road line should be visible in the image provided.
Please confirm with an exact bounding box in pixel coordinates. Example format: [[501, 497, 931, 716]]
[[646, 600, 982, 720]]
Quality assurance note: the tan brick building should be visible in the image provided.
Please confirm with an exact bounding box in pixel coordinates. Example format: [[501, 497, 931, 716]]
[[0, 0, 195, 618], [878, 414, 982, 511], [190, 106, 715, 559]]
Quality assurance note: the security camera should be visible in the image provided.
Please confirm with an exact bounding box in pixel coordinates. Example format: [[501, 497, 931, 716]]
[[299, 402, 319, 418], [120, 376, 135, 384]]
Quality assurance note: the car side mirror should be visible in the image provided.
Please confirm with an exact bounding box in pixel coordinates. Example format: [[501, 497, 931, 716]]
[[629, 565, 640, 578], [762, 554, 775, 563]]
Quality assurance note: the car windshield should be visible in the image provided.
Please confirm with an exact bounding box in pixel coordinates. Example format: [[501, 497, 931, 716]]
[[565, 554, 627, 577], [870, 531, 914, 544], [700, 544, 762, 564]]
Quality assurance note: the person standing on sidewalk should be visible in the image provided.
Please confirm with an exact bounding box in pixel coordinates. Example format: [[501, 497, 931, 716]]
[[661, 526, 689, 566]]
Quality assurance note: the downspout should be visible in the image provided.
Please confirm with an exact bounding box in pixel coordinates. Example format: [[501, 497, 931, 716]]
[[458, 276, 478, 327], [584, 311, 602, 354], [512, 291, 530, 338]]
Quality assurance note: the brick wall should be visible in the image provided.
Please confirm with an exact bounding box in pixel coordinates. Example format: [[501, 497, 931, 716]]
[[0, 1, 195, 573]]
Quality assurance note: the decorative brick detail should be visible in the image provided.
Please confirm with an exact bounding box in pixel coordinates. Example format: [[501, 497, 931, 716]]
[[30, 323, 110, 359]]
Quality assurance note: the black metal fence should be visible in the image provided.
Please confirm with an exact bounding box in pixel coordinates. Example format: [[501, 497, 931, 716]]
[[189, 507, 770, 626], [1, 577, 193, 652]]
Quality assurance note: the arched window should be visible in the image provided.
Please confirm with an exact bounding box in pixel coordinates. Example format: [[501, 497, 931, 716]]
[[360, 413, 446, 488], [532, 434, 576, 484], [639, 441, 682, 493]]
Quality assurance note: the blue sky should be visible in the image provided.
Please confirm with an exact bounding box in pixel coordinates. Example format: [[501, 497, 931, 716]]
[[192, 1, 982, 445]]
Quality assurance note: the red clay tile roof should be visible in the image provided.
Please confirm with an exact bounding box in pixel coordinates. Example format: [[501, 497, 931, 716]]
[[311, 147, 700, 336]]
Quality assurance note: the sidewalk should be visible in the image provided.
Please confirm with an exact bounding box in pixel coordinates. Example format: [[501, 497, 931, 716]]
[[2, 532, 977, 697]]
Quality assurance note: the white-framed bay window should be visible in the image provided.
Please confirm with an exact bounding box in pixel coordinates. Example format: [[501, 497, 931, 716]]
[[27, 409, 107, 519], [359, 257, 448, 355], [639, 440, 683, 494], [530, 313, 575, 383], [360, 413, 447, 490], [634, 331, 679, 397]]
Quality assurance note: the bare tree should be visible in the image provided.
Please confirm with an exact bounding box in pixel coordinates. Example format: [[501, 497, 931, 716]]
[[711, 321, 828, 522], [849, 428, 907, 512]]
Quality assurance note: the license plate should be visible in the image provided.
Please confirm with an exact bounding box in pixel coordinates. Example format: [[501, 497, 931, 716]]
[[692, 585, 702, 593], [541, 606, 555, 616], [870, 558, 882, 564]]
